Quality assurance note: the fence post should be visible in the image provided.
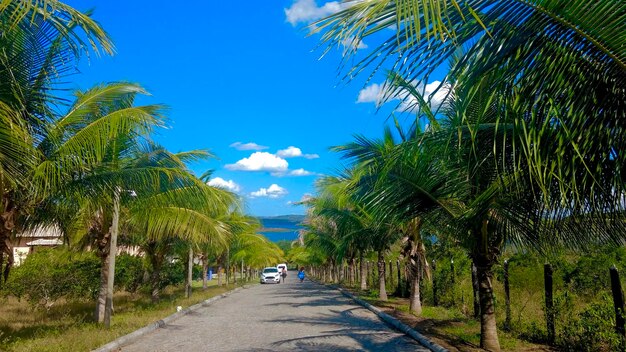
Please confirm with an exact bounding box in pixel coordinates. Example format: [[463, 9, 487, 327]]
[[504, 259, 511, 331], [432, 259, 438, 306], [610, 265, 626, 342], [544, 263, 555, 345]]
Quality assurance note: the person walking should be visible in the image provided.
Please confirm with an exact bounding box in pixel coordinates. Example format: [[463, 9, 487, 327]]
[[280, 267, 287, 283], [298, 267, 305, 282]]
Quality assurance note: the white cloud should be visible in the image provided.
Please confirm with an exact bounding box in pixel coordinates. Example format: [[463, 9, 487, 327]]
[[207, 177, 241, 192], [277, 146, 303, 158], [357, 80, 448, 112], [225, 152, 289, 172], [357, 83, 384, 105], [229, 142, 268, 151], [289, 168, 315, 176], [341, 37, 368, 54], [401, 81, 448, 112], [277, 146, 320, 159], [250, 184, 288, 198], [285, 0, 345, 25], [271, 168, 317, 177]]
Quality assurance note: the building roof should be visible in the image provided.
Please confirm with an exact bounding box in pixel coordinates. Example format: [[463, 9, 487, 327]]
[[26, 238, 63, 246], [17, 225, 63, 238]]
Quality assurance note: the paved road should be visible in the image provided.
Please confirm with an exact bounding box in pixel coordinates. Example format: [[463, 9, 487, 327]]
[[122, 272, 429, 352]]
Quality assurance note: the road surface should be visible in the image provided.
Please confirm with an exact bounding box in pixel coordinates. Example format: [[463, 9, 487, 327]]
[[121, 272, 429, 352]]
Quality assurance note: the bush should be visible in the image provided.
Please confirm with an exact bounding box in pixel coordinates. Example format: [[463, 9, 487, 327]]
[[2, 249, 148, 308], [159, 260, 185, 288], [115, 254, 145, 293], [2, 248, 100, 307], [558, 293, 622, 351], [564, 246, 626, 297]]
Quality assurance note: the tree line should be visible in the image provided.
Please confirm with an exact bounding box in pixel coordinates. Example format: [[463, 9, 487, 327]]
[[291, 1, 626, 351], [0, 0, 283, 329]]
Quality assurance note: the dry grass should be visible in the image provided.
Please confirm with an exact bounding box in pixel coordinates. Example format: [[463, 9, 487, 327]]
[[355, 294, 554, 352], [0, 281, 244, 352]]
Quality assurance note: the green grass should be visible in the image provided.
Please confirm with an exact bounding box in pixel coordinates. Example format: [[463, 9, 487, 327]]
[[340, 282, 553, 351], [0, 280, 252, 352], [420, 305, 465, 321]]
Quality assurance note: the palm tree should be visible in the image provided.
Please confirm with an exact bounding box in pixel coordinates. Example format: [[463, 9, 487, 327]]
[[32, 82, 235, 325], [314, 3, 626, 349], [307, 172, 404, 300], [0, 0, 113, 285], [124, 147, 236, 302], [318, 0, 626, 224], [33, 82, 168, 324], [334, 127, 447, 311], [369, 66, 619, 349], [230, 232, 284, 277]]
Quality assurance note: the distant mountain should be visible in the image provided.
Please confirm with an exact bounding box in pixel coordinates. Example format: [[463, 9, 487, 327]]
[[258, 215, 305, 223]]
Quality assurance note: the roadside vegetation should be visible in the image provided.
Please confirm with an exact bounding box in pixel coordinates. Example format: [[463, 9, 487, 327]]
[[0, 1, 283, 350], [1, 0, 625, 351], [286, 1, 626, 351], [0, 246, 268, 351], [1, 277, 237, 352]]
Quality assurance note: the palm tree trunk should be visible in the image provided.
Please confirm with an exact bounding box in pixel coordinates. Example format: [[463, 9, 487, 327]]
[[349, 258, 355, 286], [2, 243, 13, 285], [0, 250, 3, 289], [409, 261, 422, 315], [95, 253, 109, 323], [472, 262, 480, 318], [328, 264, 333, 283], [0, 198, 16, 285], [1, 241, 13, 284], [147, 247, 164, 303], [202, 254, 208, 290], [150, 265, 162, 303], [407, 218, 424, 314], [104, 188, 120, 328], [185, 246, 193, 298], [475, 259, 500, 351], [360, 252, 367, 290], [377, 251, 387, 301]]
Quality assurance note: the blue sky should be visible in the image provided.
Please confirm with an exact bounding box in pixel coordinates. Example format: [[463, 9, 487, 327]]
[[64, 0, 443, 216]]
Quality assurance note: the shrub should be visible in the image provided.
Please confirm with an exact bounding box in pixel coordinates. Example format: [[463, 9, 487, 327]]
[[558, 293, 622, 352], [115, 254, 145, 293], [2, 249, 148, 308], [159, 260, 185, 287], [2, 248, 100, 307]]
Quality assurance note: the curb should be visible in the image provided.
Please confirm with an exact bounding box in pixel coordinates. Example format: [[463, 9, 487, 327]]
[[334, 286, 449, 352], [92, 285, 247, 352]]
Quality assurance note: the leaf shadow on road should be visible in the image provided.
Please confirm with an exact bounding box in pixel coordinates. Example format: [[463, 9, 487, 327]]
[[251, 289, 427, 352]]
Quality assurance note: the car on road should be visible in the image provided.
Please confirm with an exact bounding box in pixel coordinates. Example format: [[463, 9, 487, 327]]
[[260, 267, 281, 284], [277, 263, 287, 273]]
